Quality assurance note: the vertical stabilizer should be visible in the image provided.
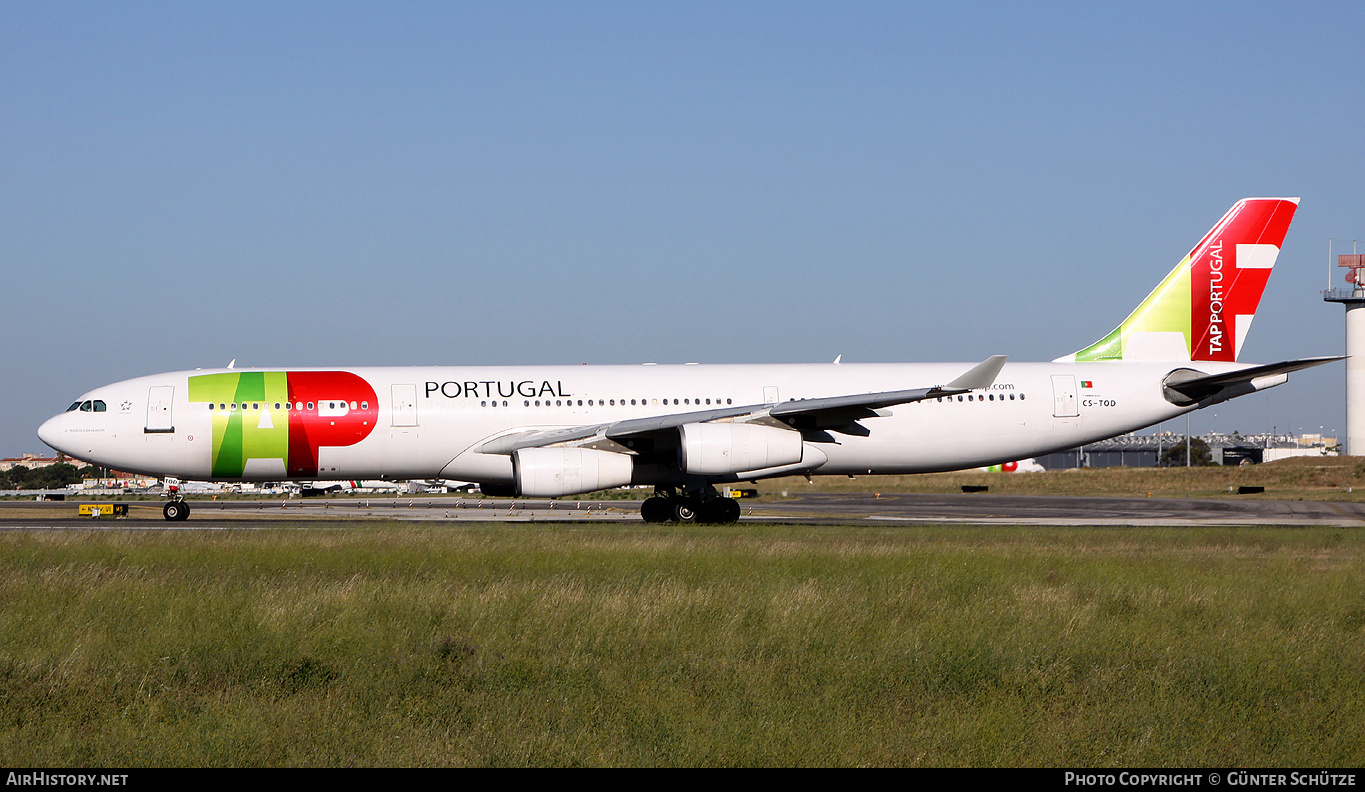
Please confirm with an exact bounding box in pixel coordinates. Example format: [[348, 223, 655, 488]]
[[1063, 198, 1299, 363]]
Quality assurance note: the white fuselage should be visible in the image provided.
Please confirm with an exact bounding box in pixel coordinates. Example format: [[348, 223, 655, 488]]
[[37, 360, 1226, 487]]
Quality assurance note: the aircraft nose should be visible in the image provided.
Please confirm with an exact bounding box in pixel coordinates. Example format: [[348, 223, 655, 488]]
[[37, 414, 68, 455]]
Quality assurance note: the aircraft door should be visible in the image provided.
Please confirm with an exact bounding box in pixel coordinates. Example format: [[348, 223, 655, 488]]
[[145, 386, 175, 433], [763, 386, 779, 405], [1050, 375, 1079, 418], [391, 383, 419, 427]]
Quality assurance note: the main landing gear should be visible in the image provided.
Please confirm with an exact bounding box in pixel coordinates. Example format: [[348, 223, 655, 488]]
[[640, 485, 742, 524]]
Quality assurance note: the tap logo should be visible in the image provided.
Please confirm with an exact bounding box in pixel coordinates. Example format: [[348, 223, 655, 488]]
[[187, 371, 379, 478], [1073, 198, 1296, 363]]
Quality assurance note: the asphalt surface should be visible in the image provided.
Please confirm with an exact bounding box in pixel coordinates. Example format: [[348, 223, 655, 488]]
[[760, 492, 1365, 526], [5, 491, 1365, 528]]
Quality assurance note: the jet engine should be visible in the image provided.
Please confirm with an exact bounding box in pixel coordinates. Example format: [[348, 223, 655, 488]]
[[511, 447, 634, 497], [678, 422, 804, 476]]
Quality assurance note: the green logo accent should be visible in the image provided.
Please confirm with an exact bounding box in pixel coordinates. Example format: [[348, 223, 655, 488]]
[[187, 372, 291, 478], [1073, 256, 1192, 362]]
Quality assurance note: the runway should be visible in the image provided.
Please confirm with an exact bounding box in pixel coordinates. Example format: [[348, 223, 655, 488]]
[[760, 492, 1365, 526], [5, 491, 1365, 528]]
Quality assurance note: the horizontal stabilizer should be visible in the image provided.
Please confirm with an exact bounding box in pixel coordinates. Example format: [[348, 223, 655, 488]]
[[1163, 356, 1341, 406]]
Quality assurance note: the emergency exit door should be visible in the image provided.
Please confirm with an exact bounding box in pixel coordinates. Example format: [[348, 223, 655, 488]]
[[1050, 375, 1079, 418], [146, 386, 175, 433], [391, 383, 419, 427]]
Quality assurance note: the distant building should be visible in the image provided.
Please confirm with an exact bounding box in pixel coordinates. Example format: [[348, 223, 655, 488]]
[[1035, 448, 1157, 470], [0, 453, 75, 472], [1035, 431, 1338, 470]]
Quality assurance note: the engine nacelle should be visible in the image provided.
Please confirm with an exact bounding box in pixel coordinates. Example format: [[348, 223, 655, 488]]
[[679, 422, 804, 476], [511, 447, 634, 497]]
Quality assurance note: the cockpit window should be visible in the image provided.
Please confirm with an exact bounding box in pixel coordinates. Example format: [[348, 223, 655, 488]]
[[67, 400, 107, 412]]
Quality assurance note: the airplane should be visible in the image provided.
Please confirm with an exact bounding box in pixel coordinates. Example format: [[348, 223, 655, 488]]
[[38, 197, 1338, 523], [297, 480, 405, 495], [978, 459, 1045, 473]]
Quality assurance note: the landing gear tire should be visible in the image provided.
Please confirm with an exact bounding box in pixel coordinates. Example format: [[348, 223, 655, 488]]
[[673, 501, 698, 523], [698, 497, 742, 525], [641, 497, 672, 524], [163, 501, 190, 521]]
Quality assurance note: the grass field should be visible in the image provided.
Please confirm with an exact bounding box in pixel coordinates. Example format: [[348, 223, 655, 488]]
[[1, 522, 1362, 767]]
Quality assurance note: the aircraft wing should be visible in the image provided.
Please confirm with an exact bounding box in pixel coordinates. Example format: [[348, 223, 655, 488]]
[[477, 355, 1008, 454], [1162, 356, 1342, 406]]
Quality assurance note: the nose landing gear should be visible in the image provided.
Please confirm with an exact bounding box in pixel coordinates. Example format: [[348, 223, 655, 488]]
[[162, 478, 191, 521], [162, 499, 191, 521]]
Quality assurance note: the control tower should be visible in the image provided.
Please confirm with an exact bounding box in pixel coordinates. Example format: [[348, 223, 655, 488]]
[[1323, 252, 1365, 454]]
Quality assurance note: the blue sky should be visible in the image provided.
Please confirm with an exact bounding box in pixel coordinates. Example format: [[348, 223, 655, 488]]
[[4, 1, 1364, 457]]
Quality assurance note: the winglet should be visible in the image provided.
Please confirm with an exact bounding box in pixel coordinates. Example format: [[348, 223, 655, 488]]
[[946, 355, 1008, 390]]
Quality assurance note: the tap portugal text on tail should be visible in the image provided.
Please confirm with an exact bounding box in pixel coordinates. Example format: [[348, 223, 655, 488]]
[[38, 197, 1337, 522]]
